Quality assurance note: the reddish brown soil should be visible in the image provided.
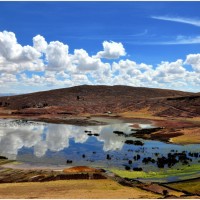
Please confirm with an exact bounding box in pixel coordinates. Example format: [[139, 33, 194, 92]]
[[0, 166, 107, 184], [131, 123, 141, 128], [153, 119, 197, 129], [63, 166, 103, 173], [1, 85, 199, 118], [132, 119, 200, 143]]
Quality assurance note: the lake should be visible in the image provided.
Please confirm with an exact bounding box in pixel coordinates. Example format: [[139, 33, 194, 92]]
[[0, 118, 199, 177]]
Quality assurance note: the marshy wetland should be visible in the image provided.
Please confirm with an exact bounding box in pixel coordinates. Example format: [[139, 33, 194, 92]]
[[0, 118, 199, 184]]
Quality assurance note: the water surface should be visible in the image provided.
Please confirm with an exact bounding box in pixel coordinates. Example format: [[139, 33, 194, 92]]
[[0, 119, 199, 177]]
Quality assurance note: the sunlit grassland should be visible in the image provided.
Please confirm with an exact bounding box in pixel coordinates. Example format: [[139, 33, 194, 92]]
[[111, 164, 200, 182], [166, 179, 200, 195]]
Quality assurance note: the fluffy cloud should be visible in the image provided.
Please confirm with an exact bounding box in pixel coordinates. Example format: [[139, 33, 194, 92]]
[[33, 35, 48, 53], [70, 74, 91, 86], [112, 59, 150, 76], [112, 59, 136, 71], [46, 41, 71, 71], [72, 49, 107, 71], [0, 73, 17, 84], [0, 31, 24, 61], [0, 57, 19, 73], [20, 72, 70, 87], [95, 41, 126, 59], [0, 31, 44, 72], [156, 59, 185, 76], [185, 54, 200, 72], [153, 59, 186, 85], [0, 31, 41, 62], [1, 30, 200, 93]]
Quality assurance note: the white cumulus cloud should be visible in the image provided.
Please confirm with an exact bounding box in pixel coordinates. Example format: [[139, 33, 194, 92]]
[[1, 30, 200, 93], [155, 59, 186, 77], [33, 35, 48, 53], [46, 41, 71, 71], [0, 31, 44, 72], [72, 49, 105, 71], [95, 41, 126, 59], [185, 54, 200, 73], [0, 31, 23, 61]]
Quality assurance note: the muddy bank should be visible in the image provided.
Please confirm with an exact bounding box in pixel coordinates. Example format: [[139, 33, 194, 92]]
[[125, 118, 200, 144], [1, 110, 200, 144], [0, 109, 153, 126], [0, 115, 108, 126], [150, 119, 200, 144]]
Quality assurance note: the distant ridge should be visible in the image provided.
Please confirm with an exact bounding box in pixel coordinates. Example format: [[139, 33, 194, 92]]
[[5, 84, 193, 97], [0, 93, 16, 97]]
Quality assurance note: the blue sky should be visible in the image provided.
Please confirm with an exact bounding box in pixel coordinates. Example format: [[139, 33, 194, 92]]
[[0, 1, 200, 93]]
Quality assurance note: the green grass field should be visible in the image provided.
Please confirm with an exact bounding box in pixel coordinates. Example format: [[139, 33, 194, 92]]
[[111, 164, 200, 182]]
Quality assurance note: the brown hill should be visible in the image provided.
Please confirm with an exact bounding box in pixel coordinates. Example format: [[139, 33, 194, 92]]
[[0, 85, 199, 117], [127, 94, 200, 118]]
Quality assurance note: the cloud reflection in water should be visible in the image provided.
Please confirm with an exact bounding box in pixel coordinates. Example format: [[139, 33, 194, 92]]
[[0, 120, 143, 158]]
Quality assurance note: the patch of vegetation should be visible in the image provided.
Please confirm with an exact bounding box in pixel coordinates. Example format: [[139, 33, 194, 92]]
[[121, 111, 164, 120], [166, 179, 200, 195], [0, 159, 15, 165], [111, 164, 200, 182]]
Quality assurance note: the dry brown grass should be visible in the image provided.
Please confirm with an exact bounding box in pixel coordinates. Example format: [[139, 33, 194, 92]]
[[166, 178, 200, 195], [0, 179, 161, 199], [120, 110, 165, 120], [170, 127, 200, 144]]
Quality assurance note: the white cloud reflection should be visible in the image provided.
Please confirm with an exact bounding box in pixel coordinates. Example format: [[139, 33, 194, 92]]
[[0, 119, 152, 159]]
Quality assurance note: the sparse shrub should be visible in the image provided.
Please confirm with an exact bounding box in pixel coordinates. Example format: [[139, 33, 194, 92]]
[[163, 190, 169, 196]]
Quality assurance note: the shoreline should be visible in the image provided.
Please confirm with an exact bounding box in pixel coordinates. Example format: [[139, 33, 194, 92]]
[[0, 160, 199, 198], [0, 113, 200, 198], [0, 110, 200, 145]]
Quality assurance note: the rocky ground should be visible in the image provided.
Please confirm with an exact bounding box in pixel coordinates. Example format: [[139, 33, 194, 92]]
[[0, 85, 199, 118]]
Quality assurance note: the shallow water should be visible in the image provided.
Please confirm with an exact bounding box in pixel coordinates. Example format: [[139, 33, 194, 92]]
[[0, 119, 199, 175]]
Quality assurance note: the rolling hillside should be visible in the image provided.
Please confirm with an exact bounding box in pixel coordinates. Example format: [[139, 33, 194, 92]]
[[0, 85, 199, 117]]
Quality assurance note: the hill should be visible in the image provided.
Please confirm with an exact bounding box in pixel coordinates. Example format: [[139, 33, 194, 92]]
[[0, 93, 16, 97], [0, 85, 199, 117]]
